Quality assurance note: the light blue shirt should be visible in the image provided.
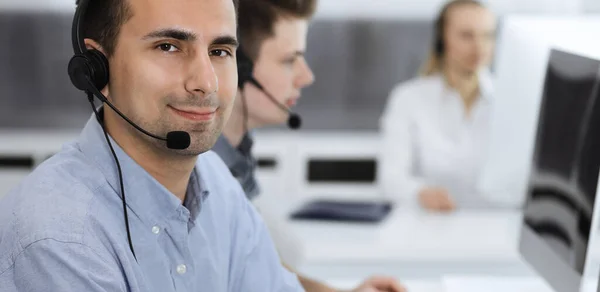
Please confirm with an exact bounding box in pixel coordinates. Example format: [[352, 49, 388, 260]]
[[0, 113, 303, 292]]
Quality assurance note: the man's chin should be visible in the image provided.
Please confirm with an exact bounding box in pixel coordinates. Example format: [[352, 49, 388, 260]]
[[158, 128, 220, 155], [271, 114, 290, 127]]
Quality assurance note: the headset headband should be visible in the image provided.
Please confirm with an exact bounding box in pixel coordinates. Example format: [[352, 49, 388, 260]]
[[72, 0, 88, 55]]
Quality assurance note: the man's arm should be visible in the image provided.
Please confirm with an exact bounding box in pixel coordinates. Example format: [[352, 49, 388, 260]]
[[0, 239, 126, 292], [282, 262, 336, 292], [229, 198, 305, 292], [281, 262, 407, 292]]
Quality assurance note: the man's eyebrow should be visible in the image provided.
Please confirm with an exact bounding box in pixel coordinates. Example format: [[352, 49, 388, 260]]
[[142, 28, 197, 41], [211, 35, 239, 48]]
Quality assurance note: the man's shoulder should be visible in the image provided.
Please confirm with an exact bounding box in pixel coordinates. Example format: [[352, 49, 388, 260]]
[[210, 135, 238, 169], [198, 149, 232, 175], [0, 144, 109, 262], [195, 149, 251, 208], [389, 75, 442, 101]]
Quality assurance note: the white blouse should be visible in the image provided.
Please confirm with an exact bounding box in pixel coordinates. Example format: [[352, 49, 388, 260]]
[[377, 71, 494, 207]]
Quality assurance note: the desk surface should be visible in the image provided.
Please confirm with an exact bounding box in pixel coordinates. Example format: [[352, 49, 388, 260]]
[[325, 276, 586, 292], [255, 195, 600, 280], [326, 278, 443, 292], [258, 196, 522, 262]]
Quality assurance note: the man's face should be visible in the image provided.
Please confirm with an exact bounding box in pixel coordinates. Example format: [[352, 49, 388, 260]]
[[242, 17, 315, 127], [104, 0, 238, 155]]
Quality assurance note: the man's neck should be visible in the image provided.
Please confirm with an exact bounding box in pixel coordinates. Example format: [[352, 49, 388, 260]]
[[103, 108, 196, 202], [443, 67, 480, 113], [222, 93, 252, 148]]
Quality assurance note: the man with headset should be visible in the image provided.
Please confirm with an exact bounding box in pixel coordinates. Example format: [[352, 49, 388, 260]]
[[0, 0, 306, 291], [213, 0, 406, 291]]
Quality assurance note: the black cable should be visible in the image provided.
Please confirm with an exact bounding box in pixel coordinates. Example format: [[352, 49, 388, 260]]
[[241, 92, 249, 134], [87, 92, 137, 260]]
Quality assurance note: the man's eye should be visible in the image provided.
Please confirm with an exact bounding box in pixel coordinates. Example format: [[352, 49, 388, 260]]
[[283, 56, 297, 65], [210, 49, 231, 57], [158, 43, 178, 52]]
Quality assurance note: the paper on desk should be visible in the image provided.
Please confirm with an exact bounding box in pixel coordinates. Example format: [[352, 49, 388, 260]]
[[441, 275, 554, 292]]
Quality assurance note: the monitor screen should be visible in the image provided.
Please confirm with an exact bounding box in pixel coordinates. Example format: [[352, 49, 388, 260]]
[[479, 16, 600, 208], [520, 49, 600, 292]]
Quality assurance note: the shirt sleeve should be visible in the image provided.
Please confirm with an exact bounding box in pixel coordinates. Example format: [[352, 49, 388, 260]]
[[229, 195, 304, 292], [0, 239, 126, 292], [378, 83, 428, 205]]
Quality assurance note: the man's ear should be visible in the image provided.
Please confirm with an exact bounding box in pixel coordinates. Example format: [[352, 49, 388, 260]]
[[83, 38, 106, 55], [83, 38, 111, 97]]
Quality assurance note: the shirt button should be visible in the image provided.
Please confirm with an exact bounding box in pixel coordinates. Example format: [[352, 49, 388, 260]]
[[176, 264, 187, 275], [151, 226, 160, 234]]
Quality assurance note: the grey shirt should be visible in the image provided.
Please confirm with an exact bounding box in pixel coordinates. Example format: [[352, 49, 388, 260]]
[[213, 133, 260, 200]]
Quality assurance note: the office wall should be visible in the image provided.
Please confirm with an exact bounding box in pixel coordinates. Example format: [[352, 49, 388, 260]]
[[583, 0, 600, 13], [0, 0, 74, 12], [0, 0, 585, 15], [314, 0, 583, 19], [0, 0, 590, 132], [0, 11, 434, 131]]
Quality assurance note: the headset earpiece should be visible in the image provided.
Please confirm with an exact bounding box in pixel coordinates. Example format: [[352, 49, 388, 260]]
[[434, 14, 445, 57], [435, 36, 444, 56], [68, 0, 110, 93], [236, 47, 254, 89], [68, 49, 109, 92]]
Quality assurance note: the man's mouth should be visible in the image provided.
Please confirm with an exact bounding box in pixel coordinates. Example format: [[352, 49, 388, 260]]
[[286, 97, 299, 107], [168, 105, 216, 121]]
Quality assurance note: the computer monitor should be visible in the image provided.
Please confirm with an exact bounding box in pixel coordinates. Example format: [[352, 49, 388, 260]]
[[479, 16, 600, 207], [519, 48, 600, 292]]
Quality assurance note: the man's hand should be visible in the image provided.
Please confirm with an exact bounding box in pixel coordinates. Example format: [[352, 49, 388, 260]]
[[418, 187, 455, 212], [348, 276, 407, 292]]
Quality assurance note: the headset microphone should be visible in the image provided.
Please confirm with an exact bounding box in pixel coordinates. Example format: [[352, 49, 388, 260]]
[[72, 72, 191, 150], [245, 77, 302, 130], [236, 47, 302, 130]]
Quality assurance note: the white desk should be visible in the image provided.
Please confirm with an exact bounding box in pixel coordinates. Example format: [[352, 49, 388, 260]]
[[326, 278, 443, 292], [254, 195, 600, 282]]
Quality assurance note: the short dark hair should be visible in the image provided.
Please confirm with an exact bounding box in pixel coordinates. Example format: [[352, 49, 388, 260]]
[[78, 0, 239, 57], [237, 0, 317, 60], [77, 0, 133, 57]]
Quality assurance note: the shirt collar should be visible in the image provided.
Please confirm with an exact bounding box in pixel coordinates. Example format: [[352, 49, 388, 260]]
[[214, 133, 254, 167], [477, 67, 495, 101], [76, 108, 210, 227], [237, 133, 254, 156], [437, 67, 495, 102]]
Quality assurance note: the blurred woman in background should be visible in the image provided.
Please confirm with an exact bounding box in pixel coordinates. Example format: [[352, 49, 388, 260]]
[[378, 0, 497, 211]]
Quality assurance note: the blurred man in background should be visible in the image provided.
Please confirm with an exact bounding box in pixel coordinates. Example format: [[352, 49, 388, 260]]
[[213, 0, 406, 291]]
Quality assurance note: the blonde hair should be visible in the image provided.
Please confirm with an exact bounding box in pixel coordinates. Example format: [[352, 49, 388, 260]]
[[420, 0, 485, 76], [421, 50, 443, 76]]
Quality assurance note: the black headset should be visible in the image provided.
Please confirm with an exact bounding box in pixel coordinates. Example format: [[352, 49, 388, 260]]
[[236, 45, 302, 130], [236, 45, 254, 90], [433, 0, 485, 57], [434, 14, 445, 57], [68, 0, 110, 95], [67, 0, 137, 259], [67, 0, 191, 150]]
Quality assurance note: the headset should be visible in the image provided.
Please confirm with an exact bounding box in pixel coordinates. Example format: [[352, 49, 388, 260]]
[[433, 0, 484, 57], [434, 13, 445, 57], [67, 0, 191, 259], [236, 46, 302, 131]]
